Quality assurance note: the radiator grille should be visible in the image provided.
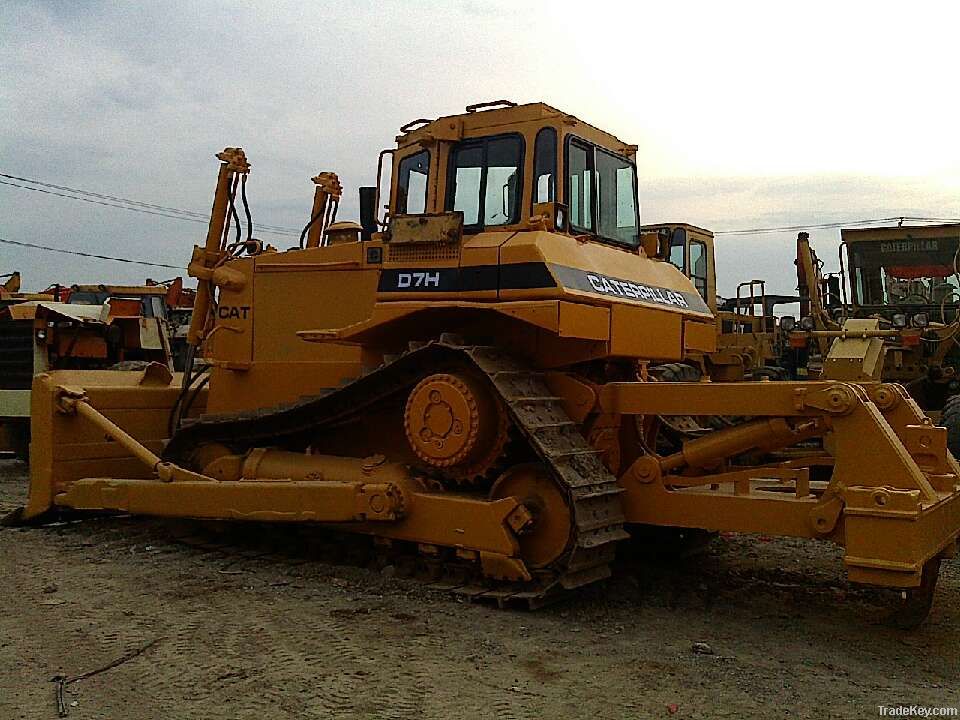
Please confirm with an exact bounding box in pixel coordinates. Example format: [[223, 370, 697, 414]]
[[387, 243, 460, 262]]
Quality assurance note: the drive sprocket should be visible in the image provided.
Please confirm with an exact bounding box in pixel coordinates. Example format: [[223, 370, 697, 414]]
[[403, 371, 510, 486]]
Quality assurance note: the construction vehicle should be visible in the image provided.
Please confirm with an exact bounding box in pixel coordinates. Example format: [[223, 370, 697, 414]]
[[146, 277, 197, 371], [642, 224, 798, 381], [791, 226, 960, 444], [0, 272, 59, 306], [0, 282, 173, 458], [1, 274, 56, 455], [12, 102, 960, 626]]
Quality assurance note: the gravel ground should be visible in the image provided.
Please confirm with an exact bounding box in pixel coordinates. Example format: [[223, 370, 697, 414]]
[[1, 459, 957, 719]]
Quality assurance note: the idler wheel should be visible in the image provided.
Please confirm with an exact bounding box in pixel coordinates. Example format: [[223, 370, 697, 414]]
[[404, 372, 508, 483], [490, 463, 572, 568]]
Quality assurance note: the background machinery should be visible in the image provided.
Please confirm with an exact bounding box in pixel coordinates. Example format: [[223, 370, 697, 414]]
[[13, 103, 960, 625], [642, 223, 798, 382], [0, 281, 173, 458], [791, 225, 960, 449], [146, 276, 197, 371]]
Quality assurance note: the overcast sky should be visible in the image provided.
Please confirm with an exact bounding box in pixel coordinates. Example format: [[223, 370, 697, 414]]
[[2, 1, 958, 297]]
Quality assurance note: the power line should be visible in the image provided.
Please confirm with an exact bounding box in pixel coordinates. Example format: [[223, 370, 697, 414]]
[[0, 172, 302, 237], [0, 236, 186, 270], [4, 170, 958, 241], [0, 179, 222, 226], [714, 216, 960, 236], [0, 172, 211, 218]]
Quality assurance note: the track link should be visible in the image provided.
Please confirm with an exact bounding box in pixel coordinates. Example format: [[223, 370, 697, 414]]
[[163, 339, 627, 604]]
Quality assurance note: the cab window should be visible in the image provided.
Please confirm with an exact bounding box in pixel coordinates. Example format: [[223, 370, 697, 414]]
[[396, 150, 430, 214], [565, 137, 639, 248], [533, 127, 556, 205], [596, 149, 638, 246], [689, 239, 708, 299], [567, 142, 592, 230], [668, 227, 686, 272], [447, 135, 523, 228]]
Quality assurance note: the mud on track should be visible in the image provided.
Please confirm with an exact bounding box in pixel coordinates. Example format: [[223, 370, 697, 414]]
[[1, 460, 957, 719]]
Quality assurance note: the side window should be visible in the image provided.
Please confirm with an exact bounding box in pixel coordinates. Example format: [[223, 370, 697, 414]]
[[396, 150, 430, 214], [448, 135, 523, 228], [669, 228, 686, 272], [451, 145, 482, 225], [533, 127, 556, 205], [567, 142, 592, 230], [595, 149, 638, 245], [484, 137, 522, 225], [689, 240, 708, 299]]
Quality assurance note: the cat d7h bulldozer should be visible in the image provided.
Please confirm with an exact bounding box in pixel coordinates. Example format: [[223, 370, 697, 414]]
[[13, 101, 960, 625]]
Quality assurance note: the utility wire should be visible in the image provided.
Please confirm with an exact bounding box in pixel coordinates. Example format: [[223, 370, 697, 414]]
[[0, 173, 302, 237], [0, 179, 222, 226], [0, 236, 185, 270], [714, 216, 960, 236], [0, 172, 212, 217], [3, 171, 959, 246]]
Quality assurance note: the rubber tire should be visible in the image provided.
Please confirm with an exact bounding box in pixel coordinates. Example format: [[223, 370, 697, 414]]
[[751, 366, 788, 382], [108, 360, 153, 371], [650, 363, 702, 383], [942, 394, 960, 459]]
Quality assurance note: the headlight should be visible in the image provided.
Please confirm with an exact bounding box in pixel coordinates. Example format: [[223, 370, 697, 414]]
[[780, 316, 796, 332], [800, 316, 815, 331], [892, 313, 907, 329], [912, 312, 929, 328], [35, 329, 46, 341]]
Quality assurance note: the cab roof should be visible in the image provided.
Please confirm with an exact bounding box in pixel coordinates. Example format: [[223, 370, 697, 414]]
[[396, 101, 637, 158], [642, 222, 715, 238], [71, 284, 167, 296], [841, 223, 960, 242]]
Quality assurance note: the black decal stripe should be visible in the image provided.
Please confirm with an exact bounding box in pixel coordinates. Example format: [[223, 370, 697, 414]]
[[378, 263, 555, 293], [376, 261, 709, 314], [459, 265, 501, 292], [499, 262, 556, 290]]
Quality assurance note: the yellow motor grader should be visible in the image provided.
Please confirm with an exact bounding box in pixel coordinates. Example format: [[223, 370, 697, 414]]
[[790, 227, 960, 440], [12, 101, 960, 625]]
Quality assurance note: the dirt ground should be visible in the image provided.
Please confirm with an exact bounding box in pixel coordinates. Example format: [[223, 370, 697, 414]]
[[1, 459, 957, 720]]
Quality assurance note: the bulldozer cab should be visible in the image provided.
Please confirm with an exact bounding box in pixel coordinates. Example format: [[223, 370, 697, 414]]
[[380, 101, 641, 247]]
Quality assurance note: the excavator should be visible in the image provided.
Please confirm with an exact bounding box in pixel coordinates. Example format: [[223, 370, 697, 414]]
[[11, 101, 960, 625]]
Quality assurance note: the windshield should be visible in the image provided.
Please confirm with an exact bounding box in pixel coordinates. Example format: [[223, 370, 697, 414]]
[[566, 138, 639, 248], [850, 236, 960, 306], [68, 291, 110, 305]]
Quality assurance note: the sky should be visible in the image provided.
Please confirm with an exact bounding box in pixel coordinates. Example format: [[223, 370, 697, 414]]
[[2, 0, 958, 297]]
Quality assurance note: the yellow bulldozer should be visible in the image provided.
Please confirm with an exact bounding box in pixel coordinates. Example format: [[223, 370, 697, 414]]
[[10, 101, 960, 626]]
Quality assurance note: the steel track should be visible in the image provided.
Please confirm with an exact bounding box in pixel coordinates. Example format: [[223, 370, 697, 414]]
[[163, 339, 628, 605]]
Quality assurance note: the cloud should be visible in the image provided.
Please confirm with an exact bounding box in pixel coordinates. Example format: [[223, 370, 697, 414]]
[[1, 1, 957, 298]]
